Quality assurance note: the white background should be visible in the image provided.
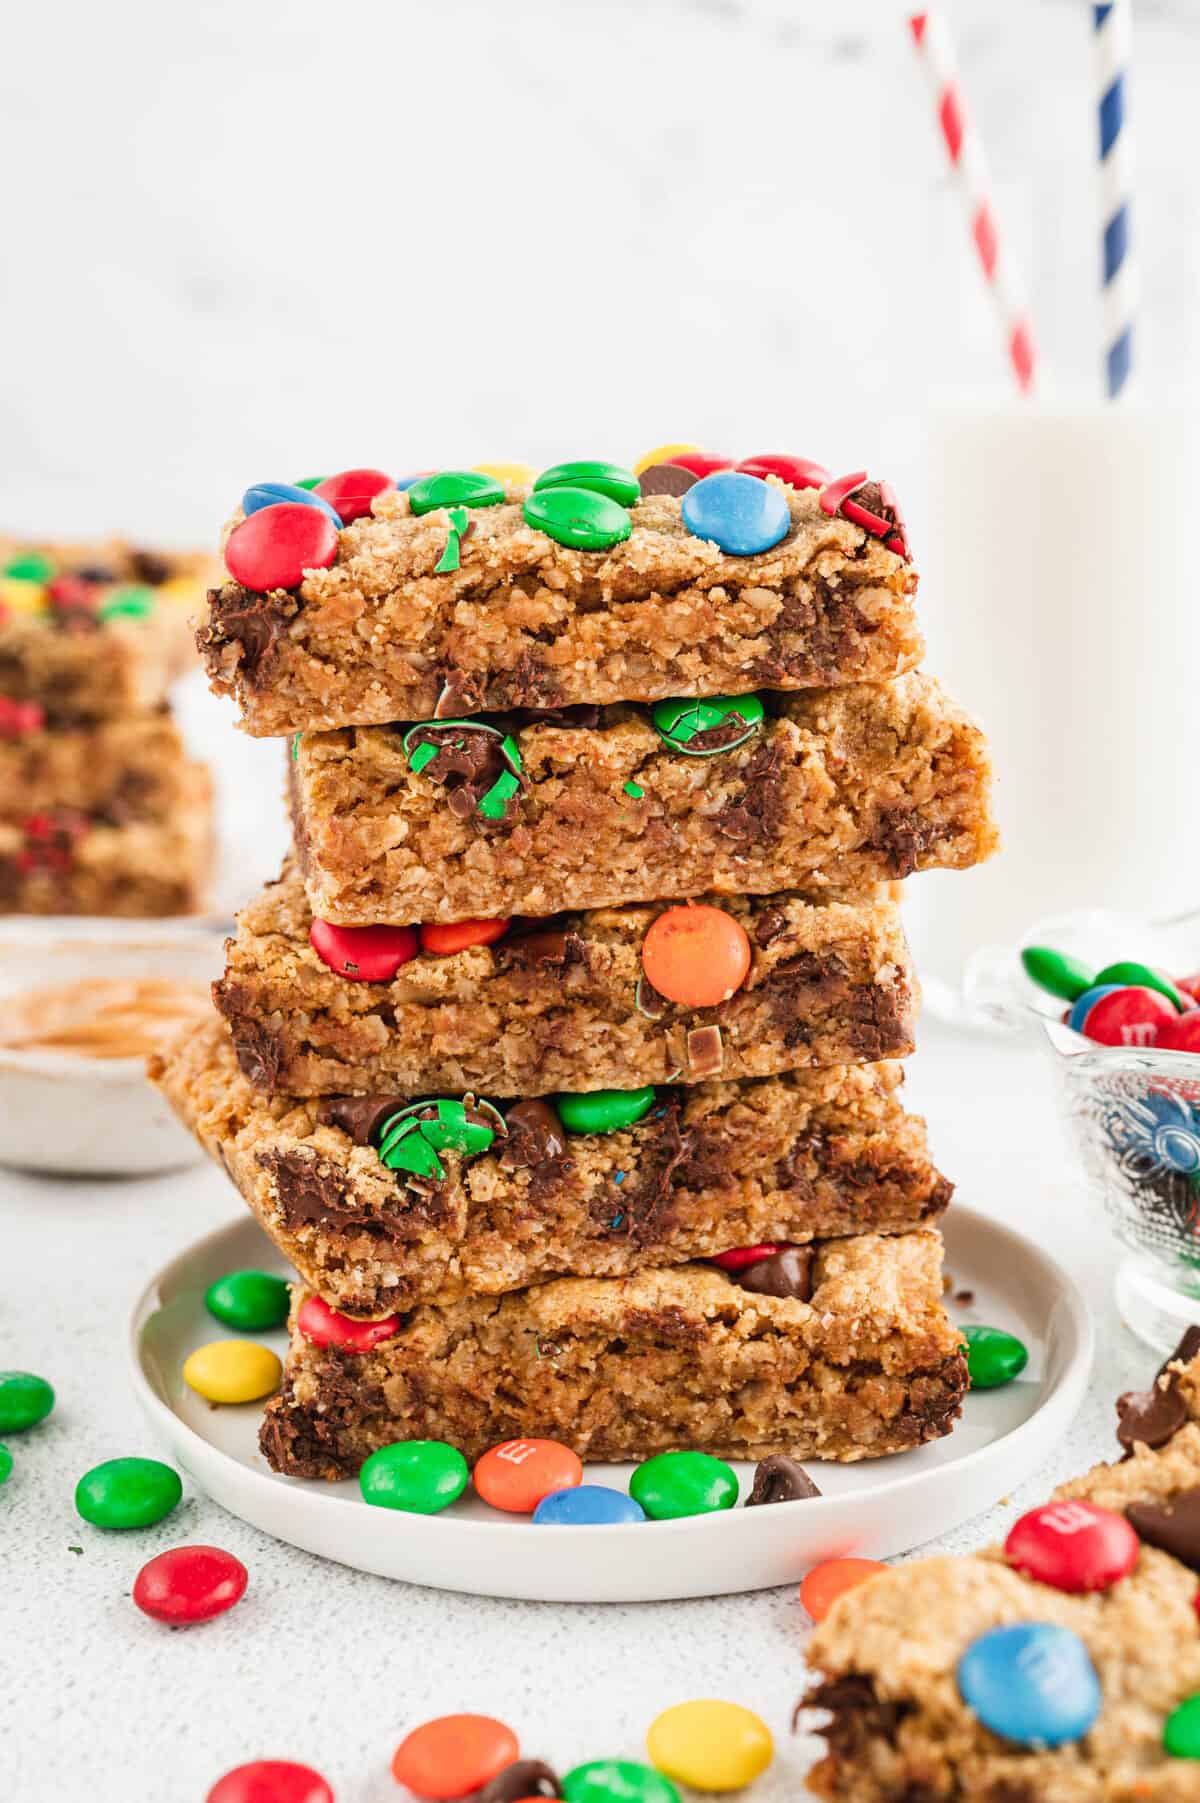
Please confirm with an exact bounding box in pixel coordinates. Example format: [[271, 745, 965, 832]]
[[3, 3, 1199, 1798]]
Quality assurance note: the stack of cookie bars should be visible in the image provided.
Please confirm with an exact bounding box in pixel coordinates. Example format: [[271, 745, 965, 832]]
[[152, 455, 998, 1480], [0, 538, 212, 915]]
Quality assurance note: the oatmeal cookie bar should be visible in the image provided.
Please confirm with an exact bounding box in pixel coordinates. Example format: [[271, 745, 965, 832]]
[[258, 1231, 966, 1476], [803, 1332, 1200, 1801], [214, 864, 918, 1097], [199, 483, 922, 736], [149, 1017, 952, 1315], [0, 762, 212, 916], [0, 710, 197, 826], [289, 673, 997, 926], [0, 538, 210, 718]]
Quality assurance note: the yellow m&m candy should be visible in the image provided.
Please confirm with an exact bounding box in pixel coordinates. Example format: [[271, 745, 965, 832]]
[[473, 462, 537, 488], [632, 442, 700, 476], [0, 578, 49, 615], [182, 1339, 281, 1404], [646, 1699, 773, 1791]]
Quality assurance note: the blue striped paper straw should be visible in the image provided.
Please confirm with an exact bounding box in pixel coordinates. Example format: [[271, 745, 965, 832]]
[[1093, 2, 1135, 398]]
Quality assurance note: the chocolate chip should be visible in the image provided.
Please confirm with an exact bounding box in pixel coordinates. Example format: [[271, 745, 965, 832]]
[[746, 1455, 821, 1505], [753, 906, 788, 948], [638, 463, 698, 497], [1160, 1324, 1200, 1378], [477, 1761, 562, 1803], [499, 928, 582, 971], [317, 1095, 411, 1146], [686, 1024, 724, 1079], [735, 1247, 814, 1301], [128, 548, 173, 586], [1117, 1382, 1188, 1453], [520, 705, 602, 730], [1127, 1484, 1200, 1571], [406, 723, 523, 822], [500, 1099, 567, 1169]]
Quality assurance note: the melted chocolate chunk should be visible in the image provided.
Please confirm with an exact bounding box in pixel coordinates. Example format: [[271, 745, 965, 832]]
[[128, 548, 173, 586], [1117, 1381, 1188, 1453], [477, 1761, 562, 1803], [638, 463, 699, 497], [1161, 1324, 1200, 1375], [735, 1247, 814, 1301], [682, 709, 757, 755], [317, 1095, 412, 1147], [406, 724, 522, 822], [498, 928, 585, 973], [500, 1099, 567, 1169], [257, 1147, 358, 1229], [800, 1673, 911, 1755], [521, 705, 602, 730], [1127, 1484, 1200, 1571], [869, 807, 942, 878], [607, 1102, 691, 1242], [746, 1454, 821, 1505], [753, 906, 788, 948], [227, 1013, 284, 1091], [201, 585, 291, 679], [718, 739, 785, 846]]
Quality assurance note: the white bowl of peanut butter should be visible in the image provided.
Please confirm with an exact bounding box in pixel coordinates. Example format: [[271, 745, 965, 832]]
[[0, 919, 226, 1174]]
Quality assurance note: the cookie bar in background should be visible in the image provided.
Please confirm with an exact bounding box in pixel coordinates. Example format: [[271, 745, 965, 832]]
[[259, 1231, 967, 1477], [198, 479, 922, 736], [149, 1016, 951, 1314], [214, 864, 918, 1097], [287, 674, 997, 926], [803, 1330, 1200, 1801]]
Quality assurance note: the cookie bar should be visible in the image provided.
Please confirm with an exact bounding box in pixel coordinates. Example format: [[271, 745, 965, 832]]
[[0, 710, 197, 825], [0, 538, 210, 719], [0, 763, 212, 916], [214, 863, 918, 1097], [199, 483, 922, 736], [289, 673, 997, 926], [149, 1017, 952, 1314], [803, 1332, 1200, 1801], [258, 1230, 967, 1476]]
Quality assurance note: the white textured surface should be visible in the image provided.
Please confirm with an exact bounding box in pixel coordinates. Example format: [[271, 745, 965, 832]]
[[0, 1017, 1151, 1803]]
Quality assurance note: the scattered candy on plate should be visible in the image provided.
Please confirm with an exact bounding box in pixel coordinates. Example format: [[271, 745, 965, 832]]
[[132, 1544, 249, 1624], [182, 1339, 282, 1405], [961, 1323, 1029, 1389], [628, 1451, 737, 1521], [532, 1485, 646, 1526], [205, 1270, 291, 1333], [473, 1439, 584, 1514], [359, 1440, 470, 1515]]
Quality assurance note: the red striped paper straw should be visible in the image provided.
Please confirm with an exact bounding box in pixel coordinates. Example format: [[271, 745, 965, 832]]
[[909, 12, 1037, 394]]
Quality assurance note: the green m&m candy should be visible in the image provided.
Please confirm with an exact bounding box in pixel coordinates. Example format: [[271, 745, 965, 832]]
[[75, 1457, 182, 1530], [1164, 1694, 1200, 1759], [523, 486, 632, 552], [359, 1439, 469, 1514], [0, 1444, 12, 1486], [557, 1087, 657, 1136], [204, 1269, 291, 1333], [407, 470, 506, 517], [99, 585, 155, 621], [402, 718, 524, 823], [1093, 961, 1186, 1012], [962, 1324, 1029, 1390], [563, 1762, 681, 1803], [377, 1097, 503, 1182], [630, 1450, 738, 1521], [651, 693, 764, 756], [1020, 946, 1095, 1003], [0, 1370, 54, 1433], [4, 551, 55, 583], [533, 459, 640, 508], [294, 476, 326, 490]]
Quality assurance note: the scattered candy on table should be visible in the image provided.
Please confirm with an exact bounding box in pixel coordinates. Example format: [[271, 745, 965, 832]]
[[962, 1323, 1029, 1389], [562, 1759, 679, 1803], [206, 1760, 334, 1803], [473, 1439, 584, 1514], [0, 1443, 11, 1485], [640, 904, 751, 1007], [799, 1557, 888, 1622], [628, 1451, 737, 1521], [0, 1369, 54, 1432], [132, 1544, 249, 1624], [183, 1339, 282, 1405], [532, 1485, 646, 1526], [956, 1621, 1102, 1747], [75, 1456, 182, 1530], [205, 1270, 291, 1333], [359, 1440, 470, 1515], [1004, 1500, 1139, 1593], [391, 1713, 519, 1799], [645, 1699, 773, 1792]]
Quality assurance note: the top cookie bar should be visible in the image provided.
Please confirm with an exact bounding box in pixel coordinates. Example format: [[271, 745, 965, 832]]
[[199, 464, 922, 736]]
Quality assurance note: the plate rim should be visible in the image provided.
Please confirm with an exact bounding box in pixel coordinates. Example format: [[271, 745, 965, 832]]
[[128, 1203, 1094, 1550]]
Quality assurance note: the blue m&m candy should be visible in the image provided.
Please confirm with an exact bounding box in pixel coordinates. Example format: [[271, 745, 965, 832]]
[[957, 1623, 1101, 1747], [532, 1484, 646, 1526], [243, 481, 342, 529], [681, 471, 790, 557], [1067, 984, 1121, 1034]]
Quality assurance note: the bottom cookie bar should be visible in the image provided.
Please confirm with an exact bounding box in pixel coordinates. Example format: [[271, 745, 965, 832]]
[[259, 1231, 966, 1477], [803, 1331, 1200, 1802]]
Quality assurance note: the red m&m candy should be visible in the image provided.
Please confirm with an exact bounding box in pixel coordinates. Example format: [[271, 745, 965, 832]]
[[736, 453, 830, 490], [392, 1714, 519, 1800], [473, 1438, 583, 1513], [420, 918, 511, 956], [296, 1294, 400, 1353], [0, 697, 45, 738], [206, 1762, 332, 1803], [313, 467, 393, 525], [225, 504, 339, 593], [664, 451, 735, 479], [709, 1243, 792, 1272], [1157, 1013, 1200, 1054], [133, 1544, 248, 1624], [1005, 1500, 1139, 1594], [309, 919, 419, 982], [1079, 985, 1176, 1048]]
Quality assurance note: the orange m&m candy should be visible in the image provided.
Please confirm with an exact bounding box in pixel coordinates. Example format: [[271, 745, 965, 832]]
[[799, 1557, 888, 1623], [420, 918, 511, 956], [473, 1438, 583, 1513], [641, 905, 751, 1008], [391, 1714, 519, 1799]]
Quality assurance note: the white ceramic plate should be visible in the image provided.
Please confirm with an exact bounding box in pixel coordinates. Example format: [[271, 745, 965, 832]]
[[129, 1206, 1092, 1602]]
